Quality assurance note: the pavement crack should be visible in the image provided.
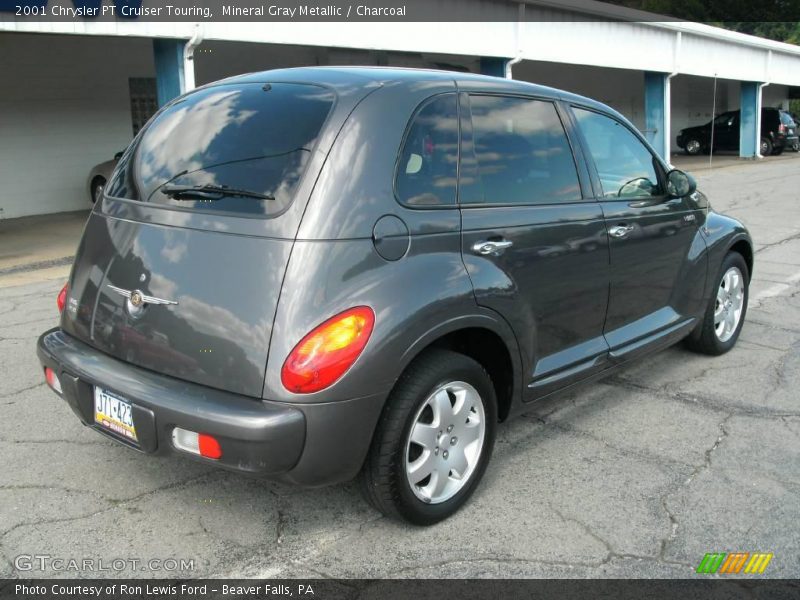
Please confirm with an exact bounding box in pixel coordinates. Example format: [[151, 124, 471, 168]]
[[548, 503, 615, 559], [601, 376, 800, 419], [754, 230, 800, 254], [275, 510, 286, 546], [658, 413, 733, 561], [0, 383, 46, 400], [540, 416, 691, 469], [0, 438, 114, 447], [0, 471, 222, 544]]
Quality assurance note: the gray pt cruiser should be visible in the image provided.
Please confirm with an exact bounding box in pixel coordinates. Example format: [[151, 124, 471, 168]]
[[38, 67, 753, 525]]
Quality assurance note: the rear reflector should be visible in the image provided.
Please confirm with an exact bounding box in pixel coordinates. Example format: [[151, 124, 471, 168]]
[[172, 427, 222, 460], [44, 367, 62, 394]]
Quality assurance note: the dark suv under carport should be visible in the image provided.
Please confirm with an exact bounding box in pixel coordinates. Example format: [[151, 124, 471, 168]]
[[677, 106, 797, 156]]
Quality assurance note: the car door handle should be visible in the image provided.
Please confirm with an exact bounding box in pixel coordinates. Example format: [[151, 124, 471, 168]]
[[472, 239, 513, 256], [608, 225, 635, 239]]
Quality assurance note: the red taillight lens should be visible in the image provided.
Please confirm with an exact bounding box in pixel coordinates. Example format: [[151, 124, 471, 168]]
[[281, 306, 375, 393], [198, 433, 222, 459], [56, 283, 67, 313]]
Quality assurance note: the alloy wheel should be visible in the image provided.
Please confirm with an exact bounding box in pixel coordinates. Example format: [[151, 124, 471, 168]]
[[686, 140, 701, 154], [405, 381, 486, 504], [714, 266, 745, 342]]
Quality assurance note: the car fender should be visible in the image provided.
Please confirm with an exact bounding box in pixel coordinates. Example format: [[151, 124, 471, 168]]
[[396, 307, 524, 407], [702, 211, 754, 290]]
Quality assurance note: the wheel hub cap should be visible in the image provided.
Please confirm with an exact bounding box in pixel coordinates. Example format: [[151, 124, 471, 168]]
[[714, 266, 745, 342], [405, 381, 486, 505]]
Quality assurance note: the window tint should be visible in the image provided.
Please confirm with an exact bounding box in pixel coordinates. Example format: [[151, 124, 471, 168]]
[[395, 94, 459, 206], [107, 82, 334, 217], [464, 95, 581, 205], [573, 107, 662, 199]]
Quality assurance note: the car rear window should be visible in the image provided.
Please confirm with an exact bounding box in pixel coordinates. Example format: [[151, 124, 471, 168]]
[[107, 82, 334, 217]]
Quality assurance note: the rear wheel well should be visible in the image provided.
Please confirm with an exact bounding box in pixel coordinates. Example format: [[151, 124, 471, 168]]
[[424, 328, 515, 422], [729, 240, 753, 281]]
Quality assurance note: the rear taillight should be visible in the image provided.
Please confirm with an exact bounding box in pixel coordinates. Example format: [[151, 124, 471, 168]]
[[281, 306, 375, 393], [56, 283, 67, 313]]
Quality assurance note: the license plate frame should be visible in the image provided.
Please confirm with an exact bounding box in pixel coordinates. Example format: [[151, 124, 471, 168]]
[[94, 386, 138, 443]]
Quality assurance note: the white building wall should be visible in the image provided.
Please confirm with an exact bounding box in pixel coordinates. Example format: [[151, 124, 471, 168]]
[[0, 33, 154, 219], [513, 61, 646, 129], [763, 85, 790, 110]]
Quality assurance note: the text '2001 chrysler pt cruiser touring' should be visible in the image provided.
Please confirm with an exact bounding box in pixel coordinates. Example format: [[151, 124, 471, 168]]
[[38, 67, 753, 525]]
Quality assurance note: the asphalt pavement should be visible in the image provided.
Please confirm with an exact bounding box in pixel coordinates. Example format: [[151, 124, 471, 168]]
[[1, 157, 798, 579]]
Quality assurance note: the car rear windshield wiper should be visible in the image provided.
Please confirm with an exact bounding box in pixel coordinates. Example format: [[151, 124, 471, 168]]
[[160, 184, 275, 201]]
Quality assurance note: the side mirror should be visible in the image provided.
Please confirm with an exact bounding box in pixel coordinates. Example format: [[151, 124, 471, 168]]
[[666, 169, 696, 198]]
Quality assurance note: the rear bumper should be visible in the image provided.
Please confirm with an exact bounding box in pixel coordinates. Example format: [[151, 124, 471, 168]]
[[37, 328, 385, 485]]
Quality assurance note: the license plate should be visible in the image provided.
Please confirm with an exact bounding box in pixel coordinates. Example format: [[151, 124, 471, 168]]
[[94, 387, 137, 442]]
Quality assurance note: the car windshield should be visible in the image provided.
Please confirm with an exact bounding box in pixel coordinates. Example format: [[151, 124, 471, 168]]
[[107, 82, 335, 217]]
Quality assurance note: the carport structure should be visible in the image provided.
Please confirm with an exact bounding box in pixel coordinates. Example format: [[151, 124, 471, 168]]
[[4, 0, 800, 220], [143, 16, 800, 164]]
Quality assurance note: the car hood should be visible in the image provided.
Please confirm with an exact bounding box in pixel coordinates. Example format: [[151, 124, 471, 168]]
[[680, 125, 707, 136]]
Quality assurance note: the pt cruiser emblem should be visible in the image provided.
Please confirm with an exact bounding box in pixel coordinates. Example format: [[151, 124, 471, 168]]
[[107, 284, 178, 317]]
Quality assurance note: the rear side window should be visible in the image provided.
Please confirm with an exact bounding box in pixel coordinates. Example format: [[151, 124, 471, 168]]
[[107, 83, 334, 217], [395, 94, 459, 206], [780, 111, 795, 126], [573, 107, 662, 199], [463, 95, 581, 205]]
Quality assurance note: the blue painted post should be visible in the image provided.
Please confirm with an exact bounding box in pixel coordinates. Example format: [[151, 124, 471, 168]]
[[644, 71, 668, 160], [739, 81, 760, 158], [479, 57, 509, 79], [153, 38, 186, 107]]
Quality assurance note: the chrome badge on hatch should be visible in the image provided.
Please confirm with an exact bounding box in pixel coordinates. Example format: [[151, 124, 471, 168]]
[[107, 284, 178, 318]]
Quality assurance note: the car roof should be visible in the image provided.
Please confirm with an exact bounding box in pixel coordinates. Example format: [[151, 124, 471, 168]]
[[214, 66, 606, 111]]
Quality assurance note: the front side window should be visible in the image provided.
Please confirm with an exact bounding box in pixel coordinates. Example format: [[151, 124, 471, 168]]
[[107, 82, 334, 217], [573, 107, 662, 199], [395, 93, 459, 206], [713, 112, 737, 128], [464, 95, 581, 205]]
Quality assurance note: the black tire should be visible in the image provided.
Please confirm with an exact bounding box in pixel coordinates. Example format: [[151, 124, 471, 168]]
[[772, 145, 784, 156], [760, 137, 773, 157], [362, 349, 497, 525], [685, 252, 749, 356], [90, 177, 106, 204], [684, 139, 703, 155]]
